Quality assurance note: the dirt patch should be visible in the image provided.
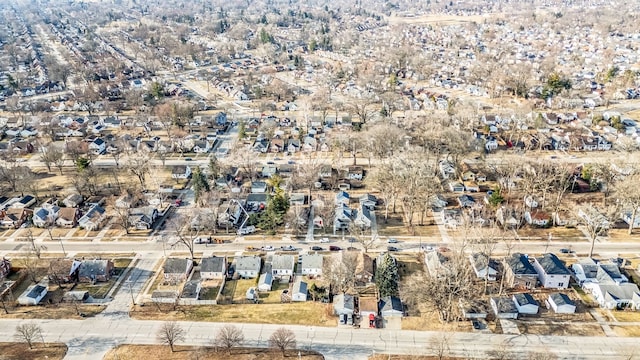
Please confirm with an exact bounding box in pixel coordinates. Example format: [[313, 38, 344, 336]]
[[0, 343, 67, 360], [516, 321, 604, 336], [103, 345, 323, 360], [131, 302, 334, 326]]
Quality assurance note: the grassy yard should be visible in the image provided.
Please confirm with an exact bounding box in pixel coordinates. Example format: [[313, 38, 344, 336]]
[[572, 285, 598, 307], [612, 325, 640, 337], [259, 281, 290, 304], [402, 314, 471, 332], [516, 321, 604, 336], [609, 311, 640, 322], [131, 302, 334, 326], [0, 343, 67, 360], [199, 287, 220, 300], [233, 279, 258, 302], [103, 345, 323, 360]]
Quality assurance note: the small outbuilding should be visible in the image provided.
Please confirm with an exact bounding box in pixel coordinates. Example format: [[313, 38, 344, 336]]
[[547, 293, 576, 314], [18, 284, 48, 306], [291, 279, 308, 302], [513, 293, 539, 315]]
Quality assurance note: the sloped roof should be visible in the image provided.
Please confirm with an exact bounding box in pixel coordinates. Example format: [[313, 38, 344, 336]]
[[163, 258, 191, 275], [535, 254, 571, 275], [78, 259, 111, 277], [379, 296, 403, 313], [506, 253, 537, 275], [271, 254, 294, 271], [513, 293, 538, 307], [201, 256, 225, 273], [292, 279, 307, 295], [549, 293, 575, 307], [236, 256, 261, 272], [300, 254, 323, 270]]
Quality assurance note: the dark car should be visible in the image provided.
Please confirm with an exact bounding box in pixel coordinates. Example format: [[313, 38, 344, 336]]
[[387, 246, 400, 252], [329, 246, 341, 251], [185, 157, 193, 161], [560, 248, 573, 254], [311, 246, 324, 251], [346, 246, 359, 251], [227, 265, 235, 278]]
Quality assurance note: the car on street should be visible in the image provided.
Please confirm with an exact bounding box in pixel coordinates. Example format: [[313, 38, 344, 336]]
[[560, 248, 573, 254], [288, 160, 296, 164], [245, 246, 260, 251], [329, 246, 341, 251], [311, 246, 324, 251], [320, 237, 330, 243], [421, 245, 435, 252], [281, 245, 297, 251], [346, 246, 359, 251], [388, 238, 398, 243], [348, 237, 356, 243], [387, 246, 400, 252], [185, 157, 193, 161], [262, 245, 275, 251], [267, 161, 275, 164], [195, 236, 212, 244]]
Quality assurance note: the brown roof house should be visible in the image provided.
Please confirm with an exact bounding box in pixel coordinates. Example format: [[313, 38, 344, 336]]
[[78, 259, 114, 283], [56, 208, 80, 228]]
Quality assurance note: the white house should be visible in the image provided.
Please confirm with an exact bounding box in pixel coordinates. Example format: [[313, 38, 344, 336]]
[[235, 256, 261, 279], [32, 204, 60, 228], [512, 293, 539, 315], [200, 256, 226, 280], [490, 297, 519, 319], [89, 138, 106, 155], [469, 253, 498, 281], [621, 208, 640, 229], [547, 293, 576, 314], [78, 205, 106, 231], [291, 279, 308, 302], [300, 254, 323, 276], [271, 254, 295, 278], [171, 165, 192, 180], [379, 296, 403, 317], [532, 253, 571, 289]]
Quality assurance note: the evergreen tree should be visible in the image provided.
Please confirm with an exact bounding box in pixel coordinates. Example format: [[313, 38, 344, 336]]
[[375, 253, 399, 297], [192, 166, 210, 206], [208, 156, 220, 180]]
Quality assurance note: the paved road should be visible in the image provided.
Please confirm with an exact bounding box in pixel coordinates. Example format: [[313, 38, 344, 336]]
[[0, 316, 637, 360]]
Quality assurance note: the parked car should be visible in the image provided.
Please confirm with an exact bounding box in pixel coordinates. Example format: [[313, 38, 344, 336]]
[[320, 237, 330, 243], [387, 246, 400, 252], [560, 248, 574, 254], [237, 226, 256, 235], [195, 236, 212, 244], [245, 246, 260, 251], [185, 157, 193, 161], [329, 246, 341, 251], [281, 245, 297, 251], [388, 238, 398, 243], [174, 199, 182, 207], [262, 245, 275, 251], [421, 244, 435, 252], [311, 246, 324, 251]]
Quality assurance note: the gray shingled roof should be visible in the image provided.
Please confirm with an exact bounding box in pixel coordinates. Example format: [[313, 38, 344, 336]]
[[271, 254, 294, 271], [535, 253, 571, 275], [201, 256, 225, 273], [549, 293, 574, 307], [78, 259, 111, 278], [236, 256, 261, 272], [506, 253, 537, 275], [300, 254, 323, 270], [163, 258, 191, 274], [513, 293, 538, 307]]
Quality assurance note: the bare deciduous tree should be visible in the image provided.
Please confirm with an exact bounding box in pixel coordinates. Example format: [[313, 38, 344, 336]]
[[574, 204, 618, 258], [322, 251, 358, 294], [213, 325, 244, 353], [614, 174, 640, 235], [157, 321, 185, 352], [268, 327, 296, 357], [14, 323, 42, 349]]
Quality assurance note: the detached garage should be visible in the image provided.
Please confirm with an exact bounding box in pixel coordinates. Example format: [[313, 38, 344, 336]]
[[18, 284, 47, 306], [512, 293, 539, 315], [547, 293, 576, 314]]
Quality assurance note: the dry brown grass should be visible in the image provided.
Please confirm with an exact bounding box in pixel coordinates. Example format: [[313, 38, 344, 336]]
[[401, 313, 472, 332], [607, 229, 640, 242], [516, 321, 604, 336], [0, 343, 67, 360], [377, 215, 439, 237], [612, 326, 640, 337], [131, 302, 334, 326], [103, 345, 323, 360], [370, 355, 461, 360], [609, 311, 640, 322], [0, 302, 105, 320]]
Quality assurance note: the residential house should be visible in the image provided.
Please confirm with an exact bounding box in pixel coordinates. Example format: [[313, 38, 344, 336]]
[[163, 258, 193, 282], [333, 204, 353, 233], [379, 296, 403, 317], [56, 208, 79, 228], [261, 165, 277, 178], [490, 297, 519, 319], [291, 279, 308, 302], [459, 300, 488, 319], [584, 281, 640, 310], [333, 293, 355, 324], [171, 165, 192, 180], [469, 253, 498, 281], [0, 258, 11, 279], [335, 191, 350, 206], [355, 252, 375, 286], [621, 208, 640, 229], [258, 271, 273, 291], [353, 203, 373, 230], [0, 208, 31, 228], [504, 253, 538, 290], [62, 194, 83, 208], [18, 283, 48, 306], [449, 181, 465, 192], [200, 256, 227, 280], [246, 193, 268, 212], [425, 251, 449, 276], [512, 293, 539, 315], [251, 181, 267, 194], [236, 256, 261, 278], [12, 195, 36, 209], [32, 204, 60, 228], [300, 254, 323, 276], [458, 195, 476, 208], [439, 160, 456, 179], [532, 253, 571, 289], [89, 138, 106, 155], [359, 194, 377, 209], [525, 210, 551, 227], [193, 140, 211, 153], [547, 293, 576, 314], [128, 206, 158, 230], [271, 254, 295, 278], [78, 204, 106, 231], [573, 258, 627, 285], [78, 259, 114, 283], [347, 166, 364, 181]]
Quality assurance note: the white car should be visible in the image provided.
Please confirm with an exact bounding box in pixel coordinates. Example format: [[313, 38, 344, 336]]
[[320, 237, 330, 243], [387, 238, 398, 244], [262, 245, 275, 251]]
